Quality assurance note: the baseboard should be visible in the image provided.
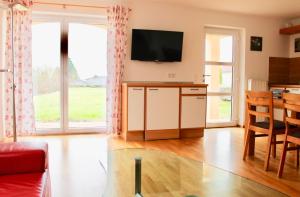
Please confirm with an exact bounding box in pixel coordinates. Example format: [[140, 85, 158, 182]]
[[145, 129, 179, 141], [180, 128, 204, 138], [237, 124, 245, 128], [125, 130, 144, 141]]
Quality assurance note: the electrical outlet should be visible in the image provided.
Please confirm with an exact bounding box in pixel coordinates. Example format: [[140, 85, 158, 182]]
[[168, 73, 176, 79]]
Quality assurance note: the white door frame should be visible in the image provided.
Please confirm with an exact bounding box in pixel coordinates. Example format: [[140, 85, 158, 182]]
[[204, 27, 240, 128]]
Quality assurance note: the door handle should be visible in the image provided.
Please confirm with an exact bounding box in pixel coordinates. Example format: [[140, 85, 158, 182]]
[[203, 74, 211, 77], [149, 88, 159, 91], [133, 88, 143, 91], [196, 96, 205, 99]]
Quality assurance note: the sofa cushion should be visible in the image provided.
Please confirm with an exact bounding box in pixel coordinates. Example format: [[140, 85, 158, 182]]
[[0, 142, 48, 175], [0, 170, 50, 197]]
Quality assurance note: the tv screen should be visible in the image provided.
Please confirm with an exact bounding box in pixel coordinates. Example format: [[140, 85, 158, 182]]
[[131, 29, 183, 62]]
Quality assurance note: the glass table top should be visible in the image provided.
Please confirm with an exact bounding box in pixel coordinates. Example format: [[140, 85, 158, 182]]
[[104, 148, 286, 197]]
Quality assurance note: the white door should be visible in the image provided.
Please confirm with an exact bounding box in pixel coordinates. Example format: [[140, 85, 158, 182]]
[[204, 27, 240, 127], [146, 88, 179, 130], [181, 96, 206, 128], [128, 87, 145, 131]]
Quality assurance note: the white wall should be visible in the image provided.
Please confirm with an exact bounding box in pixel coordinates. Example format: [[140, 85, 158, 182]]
[[124, 0, 289, 125], [125, 1, 289, 83], [289, 33, 300, 58], [282, 17, 300, 63]]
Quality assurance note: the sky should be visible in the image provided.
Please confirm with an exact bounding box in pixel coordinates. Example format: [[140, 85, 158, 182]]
[[32, 22, 107, 80]]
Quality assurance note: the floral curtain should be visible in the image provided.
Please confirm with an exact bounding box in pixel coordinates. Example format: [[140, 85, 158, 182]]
[[5, 0, 35, 137], [106, 5, 130, 134], [7, 0, 33, 7]]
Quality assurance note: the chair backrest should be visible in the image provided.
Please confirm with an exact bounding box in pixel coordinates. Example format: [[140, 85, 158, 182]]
[[246, 91, 273, 126], [282, 93, 300, 127]]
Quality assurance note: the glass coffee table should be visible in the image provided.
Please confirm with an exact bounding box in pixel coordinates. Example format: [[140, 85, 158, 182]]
[[104, 148, 286, 197]]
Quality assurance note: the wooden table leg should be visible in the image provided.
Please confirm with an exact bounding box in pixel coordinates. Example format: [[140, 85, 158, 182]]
[[248, 130, 255, 156], [247, 105, 256, 156]]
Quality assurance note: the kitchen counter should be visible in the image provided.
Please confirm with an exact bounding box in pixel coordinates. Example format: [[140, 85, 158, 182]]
[[122, 82, 208, 87], [270, 84, 300, 88]]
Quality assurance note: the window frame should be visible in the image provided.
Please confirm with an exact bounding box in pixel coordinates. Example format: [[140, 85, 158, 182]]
[[32, 12, 108, 134]]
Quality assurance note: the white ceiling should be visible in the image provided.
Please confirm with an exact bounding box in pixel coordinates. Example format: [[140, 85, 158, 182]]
[[144, 0, 300, 19]]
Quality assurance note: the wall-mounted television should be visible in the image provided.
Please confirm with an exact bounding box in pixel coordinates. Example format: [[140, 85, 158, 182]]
[[131, 29, 184, 62]]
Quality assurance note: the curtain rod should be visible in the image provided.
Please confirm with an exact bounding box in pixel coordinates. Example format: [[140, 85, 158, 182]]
[[32, 1, 132, 11]]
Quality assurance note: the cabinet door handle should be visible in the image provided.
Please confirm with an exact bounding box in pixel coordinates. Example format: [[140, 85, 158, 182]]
[[133, 88, 143, 91], [190, 88, 200, 91], [149, 88, 159, 91], [196, 96, 205, 99]]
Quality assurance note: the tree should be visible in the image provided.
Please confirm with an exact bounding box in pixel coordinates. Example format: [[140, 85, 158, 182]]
[[33, 58, 80, 95], [68, 58, 80, 83]]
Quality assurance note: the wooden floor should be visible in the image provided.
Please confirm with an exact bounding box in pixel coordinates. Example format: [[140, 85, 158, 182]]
[[3, 127, 300, 197], [111, 128, 300, 196], [106, 148, 287, 196]]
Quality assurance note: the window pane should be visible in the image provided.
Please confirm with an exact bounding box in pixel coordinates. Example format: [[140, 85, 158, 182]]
[[205, 34, 233, 62], [207, 96, 232, 123], [32, 22, 61, 129], [68, 23, 107, 128], [205, 65, 232, 93]]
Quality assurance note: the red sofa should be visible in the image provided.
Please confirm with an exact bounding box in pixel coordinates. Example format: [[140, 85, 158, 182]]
[[0, 142, 51, 197]]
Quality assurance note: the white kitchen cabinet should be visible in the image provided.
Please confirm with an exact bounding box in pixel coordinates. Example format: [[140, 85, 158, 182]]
[[122, 83, 207, 141], [181, 96, 206, 128], [128, 87, 145, 131], [146, 88, 179, 130]]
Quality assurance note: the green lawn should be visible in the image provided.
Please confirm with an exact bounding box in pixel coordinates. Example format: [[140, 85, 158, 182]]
[[35, 88, 231, 123], [220, 100, 232, 119], [34, 87, 106, 122]]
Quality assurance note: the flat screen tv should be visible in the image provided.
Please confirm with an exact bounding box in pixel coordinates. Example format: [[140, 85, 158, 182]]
[[131, 29, 184, 62]]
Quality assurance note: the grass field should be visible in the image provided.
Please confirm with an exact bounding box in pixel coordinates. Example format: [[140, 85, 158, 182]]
[[207, 97, 232, 122], [34, 87, 106, 122], [34, 88, 232, 123], [220, 100, 232, 119]]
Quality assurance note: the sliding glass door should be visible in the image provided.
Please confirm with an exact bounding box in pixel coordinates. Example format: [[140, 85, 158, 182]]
[[32, 22, 62, 130], [32, 15, 107, 133], [68, 23, 107, 129]]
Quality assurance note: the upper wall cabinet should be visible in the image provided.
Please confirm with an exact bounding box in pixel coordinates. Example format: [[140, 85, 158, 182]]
[[279, 25, 300, 35]]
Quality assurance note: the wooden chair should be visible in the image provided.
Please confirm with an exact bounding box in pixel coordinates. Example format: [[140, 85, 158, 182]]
[[278, 93, 300, 178], [243, 91, 285, 171]]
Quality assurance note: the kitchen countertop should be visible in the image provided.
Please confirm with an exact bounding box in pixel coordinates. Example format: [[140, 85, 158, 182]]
[[269, 84, 300, 88], [122, 82, 208, 87]]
